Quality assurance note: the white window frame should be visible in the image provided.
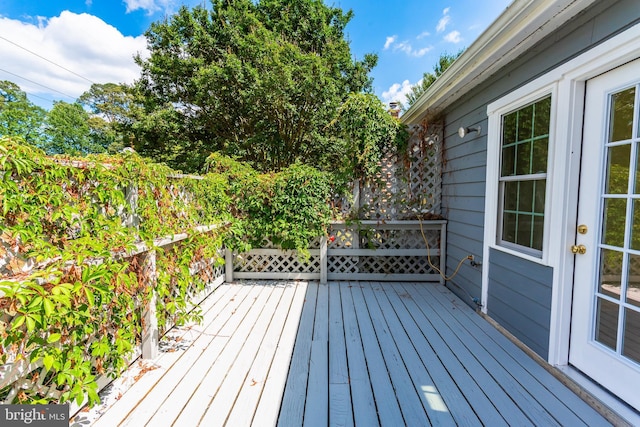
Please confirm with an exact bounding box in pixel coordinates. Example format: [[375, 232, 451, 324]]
[[496, 95, 554, 258], [481, 22, 640, 369], [486, 85, 557, 265]]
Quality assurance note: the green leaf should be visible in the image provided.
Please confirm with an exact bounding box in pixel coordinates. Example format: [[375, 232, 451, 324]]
[[84, 287, 95, 306], [11, 315, 26, 330], [47, 333, 61, 343], [43, 298, 55, 316], [25, 315, 36, 332], [43, 354, 55, 371]]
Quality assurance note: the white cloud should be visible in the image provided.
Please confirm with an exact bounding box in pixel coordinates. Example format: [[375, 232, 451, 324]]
[[413, 46, 433, 57], [385, 36, 433, 58], [382, 79, 414, 105], [436, 15, 450, 33], [394, 41, 412, 55], [444, 30, 462, 43], [416, 31, 430, 40], [384, 35, 397, 50], [124, 0, 161, 14], [0, 12, 148, 103], [443, 7, 450, 15], [123, 0, 183, 15]]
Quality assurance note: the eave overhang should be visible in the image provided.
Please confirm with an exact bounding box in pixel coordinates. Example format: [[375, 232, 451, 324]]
[[401, 0, 597, 125]]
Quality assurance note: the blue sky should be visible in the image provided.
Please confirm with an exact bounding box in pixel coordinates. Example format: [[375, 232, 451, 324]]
[[0, 0, 512, 109]]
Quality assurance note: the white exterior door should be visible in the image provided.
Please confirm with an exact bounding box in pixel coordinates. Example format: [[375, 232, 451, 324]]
[[570, 59, 640, 411]]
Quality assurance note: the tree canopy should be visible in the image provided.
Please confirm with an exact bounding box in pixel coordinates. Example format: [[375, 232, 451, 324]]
[[0, 81, 46, 147], [404, 50, 464, 109], [0, 81, 133, 156], [132, 0, 381, 173]]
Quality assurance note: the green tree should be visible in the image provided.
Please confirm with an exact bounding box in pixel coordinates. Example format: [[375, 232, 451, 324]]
[[43, 101, 107, 155], [0, 80, 46, 146], [133, 0, 377, 173], [330, 93, 403, 180], [405, 50, 464, 108], [78, 83, 140, 153]]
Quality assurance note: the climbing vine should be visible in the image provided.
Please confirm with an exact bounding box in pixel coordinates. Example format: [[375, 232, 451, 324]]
[[0, 137, 337, 407], [0, 136, 228, 406]]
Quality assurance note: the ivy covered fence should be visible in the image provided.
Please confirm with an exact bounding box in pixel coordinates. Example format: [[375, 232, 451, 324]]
[[0, 136, 336, 408]]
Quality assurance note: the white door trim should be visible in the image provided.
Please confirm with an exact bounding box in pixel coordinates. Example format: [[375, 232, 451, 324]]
[[483, 22, 640, 364]]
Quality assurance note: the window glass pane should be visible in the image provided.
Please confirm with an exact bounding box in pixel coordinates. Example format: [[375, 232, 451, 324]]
[[627, 254, 640, 308], [515, 141, 532, 175], [595, 297, 619, 351], [532, 216, 544, 251], [504, 181, 518, 211], [531, 138, 549, 173], [602, 198, 627, 247], [503, 112, 517, 145], [518, 180, 533, 212], [631, 200, 640, 250], [516, 214, 532, 247], [534, 180, 545, 214], [502, 212, 516, 244], [517, 104, 533, 142], [533, 97, 551, 137], [600, 248, 622, 300], [531, 138, 548, 174], [605, 144, 630, 194], [610, 87, 635, 142], [501, 145, 515, 177], [622, 308, 640, 364], [635, 144, 640, 194]]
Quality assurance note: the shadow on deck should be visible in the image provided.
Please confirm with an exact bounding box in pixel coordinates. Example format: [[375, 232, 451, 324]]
[[72, 281, 612, 426]]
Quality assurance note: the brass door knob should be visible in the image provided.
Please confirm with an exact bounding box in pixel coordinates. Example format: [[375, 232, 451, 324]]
[[571, 244, 587, 255]]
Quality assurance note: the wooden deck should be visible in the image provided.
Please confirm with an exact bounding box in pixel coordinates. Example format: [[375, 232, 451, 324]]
[[73, 281, 612, 426]]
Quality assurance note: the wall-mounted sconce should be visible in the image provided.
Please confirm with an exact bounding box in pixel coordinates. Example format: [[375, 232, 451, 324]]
[[458, 125, 481, 138]]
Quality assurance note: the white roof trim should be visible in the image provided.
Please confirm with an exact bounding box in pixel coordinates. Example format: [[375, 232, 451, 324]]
[[401, 0, 597, 124]]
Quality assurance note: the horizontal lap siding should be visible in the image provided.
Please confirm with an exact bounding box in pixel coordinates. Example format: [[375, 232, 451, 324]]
[[441, 108, 486, 305], [439, 0, 639, 354], [488, 249, 553, 357]]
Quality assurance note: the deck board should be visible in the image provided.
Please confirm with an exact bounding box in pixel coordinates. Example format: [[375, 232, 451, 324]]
[[339, 282, 378, 427], [391, 283, 512, 426], [75, 281, 614, 427], [421, 283, 611, 426]]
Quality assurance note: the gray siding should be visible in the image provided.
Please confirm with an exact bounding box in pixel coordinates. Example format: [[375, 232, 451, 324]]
[[439, 0, 640, 353], [487, 248, 553, 358]]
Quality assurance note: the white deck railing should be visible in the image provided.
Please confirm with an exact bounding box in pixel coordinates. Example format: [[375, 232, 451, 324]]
[[226, 220, 446, 285]]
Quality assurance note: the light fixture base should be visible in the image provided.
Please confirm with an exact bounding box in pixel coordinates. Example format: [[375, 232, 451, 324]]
[[458, 125, 481, 138]]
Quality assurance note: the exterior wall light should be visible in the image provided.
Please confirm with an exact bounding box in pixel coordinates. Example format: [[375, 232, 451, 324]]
[[458, 126, 481, 138]]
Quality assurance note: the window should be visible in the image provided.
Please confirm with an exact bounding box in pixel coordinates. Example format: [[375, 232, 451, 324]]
[[498, 96, 551, 255]]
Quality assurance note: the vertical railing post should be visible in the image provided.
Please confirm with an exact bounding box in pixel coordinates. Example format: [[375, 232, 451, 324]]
[[141, 249, 159, 359], [125, 184, 140, 230], [225, 248, 234, 283], [320, 235, 327, 284], [440, 222, 447, 285]]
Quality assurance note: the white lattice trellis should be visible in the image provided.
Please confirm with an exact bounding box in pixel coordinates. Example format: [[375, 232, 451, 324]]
[[338, 121, 443, 220], [228, 220, 446, 283]]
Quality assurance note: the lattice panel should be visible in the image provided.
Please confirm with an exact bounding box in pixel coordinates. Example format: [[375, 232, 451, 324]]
[[361, 229, 438, 250], [328, 228, 356, 249], [359, 256, 438, 275], [327, 255, 439, 275], [328, 256, 359, 274], [190, 256, 224, 286], [249, 237, 322, 250], [337, 121, 443, 220], [234, 252, 320, 274], [328, 226, 438, 251]]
